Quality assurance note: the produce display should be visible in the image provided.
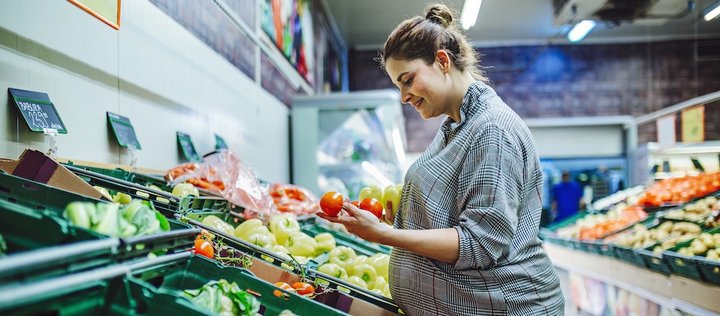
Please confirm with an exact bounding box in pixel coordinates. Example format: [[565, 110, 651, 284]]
[[661, 196, 719, 222], [608, 221, 702, 251], [676, 232, 720, 260], [556, 204, 647, 240], [183, 279, 261, 316], [636, 173, 720, 208], [63, 200, 170, 238], [317, 246, 391, 298], [166, 163, 226, 192]]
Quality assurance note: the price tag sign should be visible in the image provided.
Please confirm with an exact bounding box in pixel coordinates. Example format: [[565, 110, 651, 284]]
[[107, 112, 141, 150], [177, 132, 201, 162], [215, 134, 228, 150], [8, 88, 67, 134]]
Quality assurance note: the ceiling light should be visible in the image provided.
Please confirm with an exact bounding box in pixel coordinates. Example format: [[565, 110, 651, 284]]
[[703, 0, 720, 21], [460, 0, 483, 30], [567, 20, 596, 42]]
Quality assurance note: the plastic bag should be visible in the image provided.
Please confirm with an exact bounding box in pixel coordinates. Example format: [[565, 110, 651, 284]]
[[167, 151, 276, 217], [268, 183, 320, 216]]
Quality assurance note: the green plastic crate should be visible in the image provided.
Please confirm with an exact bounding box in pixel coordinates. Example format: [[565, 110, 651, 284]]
[[637, 247, 672, 275], [611, 245, 648, 268], [64, 162, 172, 192], [127, 254, 348, 316], [663, 227, 720, 283], [0, 263, 134, 315]]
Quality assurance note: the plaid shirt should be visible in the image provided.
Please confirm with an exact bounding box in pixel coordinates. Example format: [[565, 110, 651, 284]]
[[389, 82, 564, 315]]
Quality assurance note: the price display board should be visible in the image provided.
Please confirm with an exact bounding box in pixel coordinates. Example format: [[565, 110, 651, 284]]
[[177, 131, 201, 162], [107, 112, 141, 149], [215, 134, 228, 150]]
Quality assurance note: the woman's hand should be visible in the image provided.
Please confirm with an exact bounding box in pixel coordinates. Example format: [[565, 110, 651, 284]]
[[317, 202, 390, 243]]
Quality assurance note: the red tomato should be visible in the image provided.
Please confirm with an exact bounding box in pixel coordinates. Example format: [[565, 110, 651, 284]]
[[320, 191, 344, 217], [274, 282, 294, 297], [292, 282, 315, 296], [359, 198, 383, 219], [351, 200, 360, 208], [194, 238, 214, 259]]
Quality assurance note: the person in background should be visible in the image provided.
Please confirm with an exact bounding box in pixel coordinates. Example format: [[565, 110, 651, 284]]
[[318, 4, 564, 315], [551, 171, 585, 223]]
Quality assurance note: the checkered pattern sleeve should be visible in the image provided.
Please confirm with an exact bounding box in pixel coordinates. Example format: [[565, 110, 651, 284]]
[[454, 122, 521, 271]]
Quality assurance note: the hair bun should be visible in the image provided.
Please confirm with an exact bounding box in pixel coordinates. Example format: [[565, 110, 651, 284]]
[[425, 4, 453, 28]]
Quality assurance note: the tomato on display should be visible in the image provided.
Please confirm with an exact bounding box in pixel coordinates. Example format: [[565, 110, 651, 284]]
[[359, 198, 383, 219], [194, 237, 214, 259], [320, 191, 344, 217]]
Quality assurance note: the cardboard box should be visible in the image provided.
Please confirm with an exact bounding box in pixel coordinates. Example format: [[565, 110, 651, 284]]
[[0, 149, 104, 200]]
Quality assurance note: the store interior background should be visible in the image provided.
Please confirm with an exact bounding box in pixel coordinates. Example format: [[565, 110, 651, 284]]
[[1, 0, 720, 315]]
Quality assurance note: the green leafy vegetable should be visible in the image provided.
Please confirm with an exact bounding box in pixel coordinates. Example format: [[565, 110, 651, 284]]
[[63, 200, 171, 238], [183, 279, 260, 316]]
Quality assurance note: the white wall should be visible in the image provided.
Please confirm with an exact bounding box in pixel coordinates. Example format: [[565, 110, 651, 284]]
[[0, 0, 289, 183], [530, 126, 625, 158]]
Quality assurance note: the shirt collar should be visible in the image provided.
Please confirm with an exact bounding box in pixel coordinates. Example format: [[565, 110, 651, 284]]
[[441, 81, 494, 133]]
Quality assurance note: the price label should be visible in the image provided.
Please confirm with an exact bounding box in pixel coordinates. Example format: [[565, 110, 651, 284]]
[[215, 134, 228, 150], [177, 132, 201, 162], [9, 88, 67, 134], [107, 112, 141, 150]]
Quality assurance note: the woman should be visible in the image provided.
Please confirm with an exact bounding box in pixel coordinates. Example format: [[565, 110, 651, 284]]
[[317, 4, 564, 315]]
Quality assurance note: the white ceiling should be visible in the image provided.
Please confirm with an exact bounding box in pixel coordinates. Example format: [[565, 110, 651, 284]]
[[324, 0, 720, 49]]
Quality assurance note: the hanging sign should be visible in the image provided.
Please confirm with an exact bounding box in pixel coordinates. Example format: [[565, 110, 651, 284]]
[[177, 132, 201, 162], [681, 105, 704, 143], [215, 134, 228, 150]]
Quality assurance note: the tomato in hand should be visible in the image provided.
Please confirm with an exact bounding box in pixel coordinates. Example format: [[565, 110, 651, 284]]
[[351, 200, 360, 208], [320, 191, 344, 217], [194, 238, 214, 259], [359, 198, 383, 219]]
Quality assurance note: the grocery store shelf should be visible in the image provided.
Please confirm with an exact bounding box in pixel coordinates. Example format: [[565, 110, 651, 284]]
[[544, 243, 720, 314]]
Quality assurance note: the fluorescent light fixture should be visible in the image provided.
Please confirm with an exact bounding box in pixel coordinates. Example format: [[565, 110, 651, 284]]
[[567, 20, 596, 42], [704, 0, 720, 21], [361, 161, 394, 188], [460, 0, 483, 30], [392, 128, 406, 164]]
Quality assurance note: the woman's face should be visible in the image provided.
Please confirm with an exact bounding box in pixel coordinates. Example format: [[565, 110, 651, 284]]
[[385, 57, 451, 120]]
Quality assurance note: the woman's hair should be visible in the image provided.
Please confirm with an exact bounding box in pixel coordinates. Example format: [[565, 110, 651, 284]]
[[379, 4, 486, 81]]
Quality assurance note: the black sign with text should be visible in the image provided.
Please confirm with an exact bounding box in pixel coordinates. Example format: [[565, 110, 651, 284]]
[[215, 134, 228, 150], [107, 112, 141, 150], [9, 88, 67, 134], [177, 132, 201, 162]]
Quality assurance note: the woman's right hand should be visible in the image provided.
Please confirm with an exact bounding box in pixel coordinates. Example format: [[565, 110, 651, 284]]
[[317, 202, 390, 244]]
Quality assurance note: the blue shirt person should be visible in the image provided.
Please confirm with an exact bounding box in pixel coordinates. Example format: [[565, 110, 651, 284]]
[[551, 171, 584, 223]]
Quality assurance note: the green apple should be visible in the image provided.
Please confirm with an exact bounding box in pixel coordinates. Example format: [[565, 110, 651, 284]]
[[367, 253, 390, 279], [269, 214, 300, 245], [347, 275, 368, 289], [351, 264, 377, 289], [314, 232, 336, 255], [382, 185, 402, 216], [328, 246, 357, 271], [359, 184, 382, 203], [284, 232, 317, 257], [318, 263, 348, 279]]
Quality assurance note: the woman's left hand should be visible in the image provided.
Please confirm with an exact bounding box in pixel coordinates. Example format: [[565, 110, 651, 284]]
[[316, 202, 389, 243]]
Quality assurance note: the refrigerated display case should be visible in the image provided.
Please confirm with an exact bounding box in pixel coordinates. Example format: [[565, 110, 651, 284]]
[[291, 90, 406, 200]]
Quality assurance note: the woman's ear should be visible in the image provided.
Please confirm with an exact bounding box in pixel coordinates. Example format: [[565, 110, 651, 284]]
[[436, 50, 451, 73]]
